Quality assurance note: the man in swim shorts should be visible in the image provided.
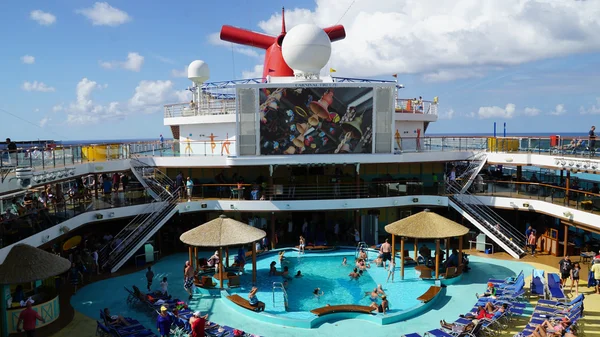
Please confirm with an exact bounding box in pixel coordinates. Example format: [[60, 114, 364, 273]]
[[379, 238, 392, 268], [184, 261, 195, 300]]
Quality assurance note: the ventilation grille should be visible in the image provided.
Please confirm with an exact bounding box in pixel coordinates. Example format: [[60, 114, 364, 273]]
[[237, 88, 257, 155], [374, 87, 393, 153]]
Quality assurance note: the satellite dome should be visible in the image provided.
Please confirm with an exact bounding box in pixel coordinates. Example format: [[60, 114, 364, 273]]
[[188, 60, 210, 84], [282, 24, 331, 76]]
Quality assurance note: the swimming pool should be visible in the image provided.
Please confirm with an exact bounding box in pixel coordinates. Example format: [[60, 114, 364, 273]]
[[72, 247, 532, 336], [234, 250, 430, 315]]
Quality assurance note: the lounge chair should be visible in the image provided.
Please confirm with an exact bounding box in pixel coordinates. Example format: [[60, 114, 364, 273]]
[[537, 294, 584, 308], [417, 286, 442, 303], [310, 304, 376, 316], [547, 273, 567, 302]]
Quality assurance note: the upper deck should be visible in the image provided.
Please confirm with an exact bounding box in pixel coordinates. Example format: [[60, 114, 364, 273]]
[[163, 77, 438, 121]]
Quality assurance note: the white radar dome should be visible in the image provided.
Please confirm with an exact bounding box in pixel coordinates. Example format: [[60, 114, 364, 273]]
[[282, 24, 332, 76], [188, 60, 210, 84]]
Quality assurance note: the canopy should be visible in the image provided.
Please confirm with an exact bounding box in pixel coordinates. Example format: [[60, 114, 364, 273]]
[[180, 214, 266, 247], [0, 244, 71, 284], [384, 209, 469, 239]]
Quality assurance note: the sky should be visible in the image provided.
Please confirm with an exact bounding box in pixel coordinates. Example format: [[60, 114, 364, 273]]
[[1, 0, 600, 141]]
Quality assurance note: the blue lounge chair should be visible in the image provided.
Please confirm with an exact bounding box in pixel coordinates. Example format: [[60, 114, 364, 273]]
[[537, 294, 583, 308], [547, 273, 567, 302], [530, 270, 546, 298]]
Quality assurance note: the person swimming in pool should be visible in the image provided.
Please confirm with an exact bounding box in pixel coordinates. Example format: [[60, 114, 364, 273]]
[[281, 266, 292, 280], [342, 257, 347, 266], [295, 270, 303, 278], [269, 261, 277, 276], [313, 288, 324, 298], [349, 268, 360, 279], [365, 288, 380, 302], [376, 284, 386, 296]]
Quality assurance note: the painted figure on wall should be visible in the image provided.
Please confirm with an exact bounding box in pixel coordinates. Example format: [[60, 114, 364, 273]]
[[395, 129, 402, 151], [208, 133, 217, 154], [184, 136, 193, 156], [221, 133, 231, 155]]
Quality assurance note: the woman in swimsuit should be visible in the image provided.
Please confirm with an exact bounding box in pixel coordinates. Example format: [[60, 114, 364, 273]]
[[370, 296, 389, 314]]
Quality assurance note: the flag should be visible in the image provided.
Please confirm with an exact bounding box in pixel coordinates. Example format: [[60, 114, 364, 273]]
[[392, 74, 398, 78], [329, 68, 337, 73]]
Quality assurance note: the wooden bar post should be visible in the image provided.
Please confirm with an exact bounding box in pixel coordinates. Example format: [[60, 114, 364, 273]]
[[435, 239, 440, 279], [391, 235, 396, 262], [219, 247, 224, 289], [400, 237, 405, 280], [458, 236, 463, 269], [445, 238, 449, 261], [188, 246, 193, 267], [414, 238, 418, 260], [252, 241, 257, 284], [563, 223, 569, 257], [194, 247, 198, 270]]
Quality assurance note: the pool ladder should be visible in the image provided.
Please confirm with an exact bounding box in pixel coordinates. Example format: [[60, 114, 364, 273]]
[[272, 282, 288, 310], [355, 241, 368, 259]]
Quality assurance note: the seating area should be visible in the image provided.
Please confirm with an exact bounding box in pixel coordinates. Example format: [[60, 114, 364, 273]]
[[227, 294, 262, 312], [515, 294, 584, 337], [98, 309, 156, 337], [310, 305, 376, 317], [417, 286, 442, 303]]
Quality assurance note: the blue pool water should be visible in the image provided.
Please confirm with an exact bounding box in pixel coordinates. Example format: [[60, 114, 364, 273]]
[[72, 249, 532, 336], [234, 251, 428, 314]]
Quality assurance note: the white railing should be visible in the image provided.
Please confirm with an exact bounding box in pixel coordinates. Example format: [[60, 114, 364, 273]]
[[164, 99, 237, 118], [396, 99, 438, 115]]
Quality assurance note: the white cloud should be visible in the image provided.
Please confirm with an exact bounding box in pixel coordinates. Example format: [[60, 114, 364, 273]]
[[580, 98, 600, 115], [21, 55, 35, 64], [99, 52, 144, 72], [439, 108, 455, 120], [39, 117, 50, 127], [248, 0, 600, 81], [422, 69, 485, 83], [207, 33, 262, 58], [549, 104, 567, 116], [60, 77, 188, 125], [171, 67, 188, 78], [477, 103, 516, 119], [52, 104, 64, 112], [76, 2, 131, 26], [30, 10, 56, 26], [153, 54, 176, 65], [523, 107, 541, 116], [22, 81, 55, 92], [242, 64, 264, 79]]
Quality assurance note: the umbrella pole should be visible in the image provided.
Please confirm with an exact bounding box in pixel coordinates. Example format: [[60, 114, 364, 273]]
[[194, 247, 198, 271], [400, 237, 405, 280], [445, 239, 449, 263], [219, 247, 224, 289], [391, 235, 395, 262], [458, 235, 463, 270], [435, 239, 440, 279], [225, 247, 229, 268], [414, 238, 418, 261], [188, 246, 193, 267], [252, 242, 257, 285]]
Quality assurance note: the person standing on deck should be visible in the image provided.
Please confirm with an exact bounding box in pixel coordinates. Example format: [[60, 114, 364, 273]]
[[16, 301, 45, 337]]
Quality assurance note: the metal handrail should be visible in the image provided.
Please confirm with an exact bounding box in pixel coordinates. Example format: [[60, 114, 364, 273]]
[[104, 192, 179, 269], [448, 182, 526, 251], [272, 282, 288, 309], [98, 188, 175, 268]]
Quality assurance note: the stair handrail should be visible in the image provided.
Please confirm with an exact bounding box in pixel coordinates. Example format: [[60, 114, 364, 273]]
[[272, 282, 288, 308], [106, 197, 178, 270], [130, 158, 176, 193], [102, 190, 179, 270], [447, 182, 526, 250], [98, 188, 177, 268]]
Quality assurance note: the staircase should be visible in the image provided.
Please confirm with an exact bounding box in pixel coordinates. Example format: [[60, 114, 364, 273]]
[[98, 188, 180, 273], [130, 158, 175, 201], [446, 153, 526, 258]]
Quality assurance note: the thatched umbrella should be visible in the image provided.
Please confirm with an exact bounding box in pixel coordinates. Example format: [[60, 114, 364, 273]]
[[385, 209, 469, 279], [0, 243, 71, 284], [180, 214, 266, 288]]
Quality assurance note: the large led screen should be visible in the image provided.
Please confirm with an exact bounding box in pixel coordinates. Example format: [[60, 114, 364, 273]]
[[259, 87, 373, 155]]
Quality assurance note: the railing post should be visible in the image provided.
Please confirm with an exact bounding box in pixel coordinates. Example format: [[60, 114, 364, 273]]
[[41, 150, 45, 169], [53, 149, 56, 168]]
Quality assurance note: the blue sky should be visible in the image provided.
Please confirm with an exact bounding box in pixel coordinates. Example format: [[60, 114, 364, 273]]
[[1, 0, 599, 141]]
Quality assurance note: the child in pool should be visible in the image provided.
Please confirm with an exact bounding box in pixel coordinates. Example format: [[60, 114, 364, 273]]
[[342, 257, 347, 266]]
